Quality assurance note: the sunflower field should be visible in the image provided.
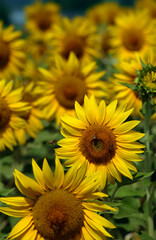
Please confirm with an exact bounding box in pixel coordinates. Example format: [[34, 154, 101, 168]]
[[0, 0, 156, 239]]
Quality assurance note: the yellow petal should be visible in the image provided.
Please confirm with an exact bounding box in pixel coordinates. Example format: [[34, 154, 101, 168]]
[[104, 100, 117, 125], [0, 197, 34, 207], [0, 207, 30, 217], [84, 221, 106, 240], [54, 155, 64, 189], [81, 226, 94, 240], [7, 215, 33, 239], [84, 95, 96, 125], [84, 209, 115, 229], [75, 101, 89, 126], [84, 213, 113, 238], [117, 131, 145, 142], [82, 201, 117, 213], [98, 100, 106, 125], [113, 156, 133, 180], [14, 170, 45, 198], [61, 115, 86, 129], [32, 159, 46, 189], [113, 120, 141, 134], [42, 158, 54, 189]]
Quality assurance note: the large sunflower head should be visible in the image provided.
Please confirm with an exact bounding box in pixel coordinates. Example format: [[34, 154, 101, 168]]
[[14, 81, 45, 145], [111, 51, 156, 117], [0, 22, 25, 79], [51, 17, 99, 61], [0, 156, 116, 240], [56, 95, 145, 189], [35, 53, 106, 125], [25, 1, 60, 35], [0, 79, 31, 151], [109, 10, 156, 59]]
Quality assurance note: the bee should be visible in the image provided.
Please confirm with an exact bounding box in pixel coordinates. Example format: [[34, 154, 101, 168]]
[[49, 140, 56, 145], [92, 134, 97, 140], [92, 134, 98, 146]]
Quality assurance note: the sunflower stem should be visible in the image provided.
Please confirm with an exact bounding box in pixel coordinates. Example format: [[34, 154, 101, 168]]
[[110, 185, 119, 201], [143, 95, 154, 238]]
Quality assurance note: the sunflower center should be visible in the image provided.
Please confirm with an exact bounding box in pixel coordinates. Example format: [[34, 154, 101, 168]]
[[0, 96, 11, 130], [143, 71, 156, 90], [33, 189, 84, 240], [55, 76, 86, 109], [62, 36, 84, 59], [79, 125, 116, 165], [0, 41, 10, 69], [122, 29, 143, 51], [36, 14, 52, 31]]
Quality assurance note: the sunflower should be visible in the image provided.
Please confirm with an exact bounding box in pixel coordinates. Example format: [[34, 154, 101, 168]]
[[51, 17, 99, 61], [0, 22, 25, 80], [111, 51, 156, 117], [35, 52, 106, 125], [109, 10, 156, 59], [56, 95, 145, 189], [25, 1, 60, 36], [0, 79, 31, 151], [14, 82, 45, 145], [86, 2, 121, 26], [0, 156, 116, 240]]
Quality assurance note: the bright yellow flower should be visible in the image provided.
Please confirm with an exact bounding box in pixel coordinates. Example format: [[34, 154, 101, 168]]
[[0, 22, 25, 80], [35, 53, 106, 125], [0, 157, 116, 240], [0, 80, 30, 151], [14, 82, 44, 145], [56, 95, 145, 189], [25, 1, 60, 36], [109, 10, 156, 59], [112, 52, 156, 117], [86, 2, 121, 25], [51, 17, 99, 61]]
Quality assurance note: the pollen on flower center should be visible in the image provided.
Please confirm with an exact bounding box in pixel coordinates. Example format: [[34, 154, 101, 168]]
[[62, 36, 84, 59], [143, 71, 156, 89], [0, 41, 10, 69], [79, 125, 117, 165], [33, 189, 84, 240], [55, 76, 87, 109], [0, 97, 11, 131], [122, 29, 143, 51]]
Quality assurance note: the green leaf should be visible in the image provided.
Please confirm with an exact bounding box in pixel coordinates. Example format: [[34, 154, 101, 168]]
[[139, 57, 147, 68], [139, 231, 155, 240], [114, 185, 145, 198], [0, 188, 15, 197], [119, 82, 137, 91], [113, 198, 145, 220], [117, 171, 154, 188], [0, 234, 8, 240], [34, 130, 61, 144]]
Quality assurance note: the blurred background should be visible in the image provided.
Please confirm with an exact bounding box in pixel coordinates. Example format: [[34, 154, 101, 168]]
[[0, 0, 135, 26]]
